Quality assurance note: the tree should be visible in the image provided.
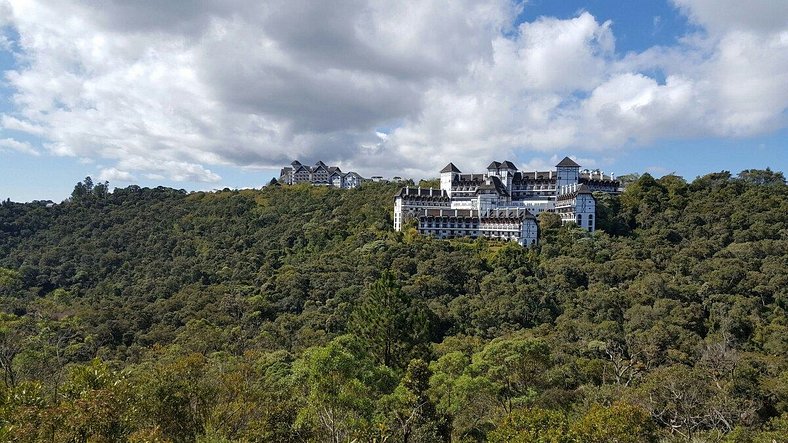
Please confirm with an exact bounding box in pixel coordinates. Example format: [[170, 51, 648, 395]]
[[293, 335, 394, 442], [488, 408, 571, 443], [376, 359, 443, 443], [349, 272, 431, 368], [132, 353, 217, 442], [471, 337, 552, 413], [570, 402, 658, 443], [0, 314, 32, 388]]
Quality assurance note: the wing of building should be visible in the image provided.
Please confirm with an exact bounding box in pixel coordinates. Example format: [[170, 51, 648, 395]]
[[394, 156, 622, 246]]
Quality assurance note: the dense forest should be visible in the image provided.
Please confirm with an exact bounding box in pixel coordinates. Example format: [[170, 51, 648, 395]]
[[0, 168, 786, 442]]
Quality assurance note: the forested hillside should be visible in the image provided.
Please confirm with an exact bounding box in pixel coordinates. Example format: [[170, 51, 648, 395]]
[[0, 169, 786, 442]]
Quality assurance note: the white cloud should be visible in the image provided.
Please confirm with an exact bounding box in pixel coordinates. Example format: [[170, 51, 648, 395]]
[[0, 137, 39, 155], [97, 167, 134, 182], [671, 0, 788, 35], [0, 0, 786, 180]]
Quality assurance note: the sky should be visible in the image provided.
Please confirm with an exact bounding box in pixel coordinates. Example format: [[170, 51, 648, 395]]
[[0, 0, 786, 202]]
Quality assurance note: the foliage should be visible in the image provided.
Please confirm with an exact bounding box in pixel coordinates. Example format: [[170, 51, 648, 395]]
[[0, 171, 785, 441]]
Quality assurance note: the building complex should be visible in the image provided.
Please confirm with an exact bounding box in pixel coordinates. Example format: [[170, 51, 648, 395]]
[[279, 161, 364, 188], [394, 157, 621, 246]]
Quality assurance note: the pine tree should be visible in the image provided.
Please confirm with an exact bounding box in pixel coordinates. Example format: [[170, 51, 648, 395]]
[[349, 272, 430, 368]]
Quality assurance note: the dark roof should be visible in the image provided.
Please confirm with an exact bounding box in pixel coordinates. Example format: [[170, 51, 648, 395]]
[[291, 160, 302, 166], [480, 208, 536, 220], [486, 161, 501, 169], [471, 176, 510, 197], [556, 184, 596, 201], [489, 175, 510, 196], [328, 166, 341, 173], [576, 184, 592, 194], [440, 163, 462, 173], [455, 173, 485, 182], [556, 156, 580, 168], [419, 208, 477, 218], [500, 160, 518, 171], [512, 171, 555, 183], [315, 160, 327, 167]]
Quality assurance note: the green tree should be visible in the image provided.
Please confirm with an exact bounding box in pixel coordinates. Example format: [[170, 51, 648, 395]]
[[350, 272, 431, 368], [293, 335, 395, 443], [488, 408, 571, 443], [376, 359, 443, 443], [570, 402, 658, 443], [471, 337, 552, 413]]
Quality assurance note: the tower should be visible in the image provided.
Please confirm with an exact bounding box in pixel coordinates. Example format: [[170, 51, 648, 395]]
[[499, 160, 517, 190], [440, 163, 461, 197], [555, 156, 580, 194]]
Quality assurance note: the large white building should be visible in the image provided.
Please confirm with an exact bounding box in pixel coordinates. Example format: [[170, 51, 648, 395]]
[[394, 156, 621, 246], [280, 161, 363, 188]]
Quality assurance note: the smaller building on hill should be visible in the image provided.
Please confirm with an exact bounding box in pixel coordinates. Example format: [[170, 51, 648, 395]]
[[279, 161, 364, 188]]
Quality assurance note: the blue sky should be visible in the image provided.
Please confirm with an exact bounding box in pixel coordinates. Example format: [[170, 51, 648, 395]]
[[0, 0, 786, 202]]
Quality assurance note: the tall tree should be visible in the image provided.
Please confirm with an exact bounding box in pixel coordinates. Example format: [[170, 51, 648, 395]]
[[350, 272, 431, 368]]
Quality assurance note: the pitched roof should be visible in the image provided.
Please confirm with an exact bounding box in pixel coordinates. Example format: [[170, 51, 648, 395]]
[[556, 156, 580, 167], [500, 160, 518, 171], [291, 160, 302, 166], [576, 184, 592, 194], [486, 161, 501, 169], [440, 163, 461, 173]]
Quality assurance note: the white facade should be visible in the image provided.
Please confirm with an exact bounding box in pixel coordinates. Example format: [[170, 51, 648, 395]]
[[394, 156, 621, 244], [411, 208, 538, 247]]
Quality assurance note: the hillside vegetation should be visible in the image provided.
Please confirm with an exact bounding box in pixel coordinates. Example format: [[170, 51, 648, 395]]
[[0, 169, 786, 442]]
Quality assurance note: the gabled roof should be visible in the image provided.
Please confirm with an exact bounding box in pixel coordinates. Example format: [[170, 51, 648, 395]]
[[315, 160, 327, 167], [486, 161, 501, 169], [500, 160, 518, 171], [440, 163, 461, 173], [556, 156, 580, 168], [291, 160, 302, 166], [488, 175, 510, 196], [328, 166, 341, 173]]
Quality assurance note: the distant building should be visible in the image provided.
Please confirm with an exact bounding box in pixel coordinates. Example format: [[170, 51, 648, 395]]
[[394, 156, 622, 246], [279, 161, 364, 189]]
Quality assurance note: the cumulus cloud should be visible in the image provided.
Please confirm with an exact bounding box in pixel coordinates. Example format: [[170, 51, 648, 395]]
[[0, 0, 786, 180], [97, 167, 135, 182], [0, 137, 38, 155]]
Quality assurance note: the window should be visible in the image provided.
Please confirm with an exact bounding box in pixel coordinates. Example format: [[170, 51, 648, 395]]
[[576, 214, 582, 225]]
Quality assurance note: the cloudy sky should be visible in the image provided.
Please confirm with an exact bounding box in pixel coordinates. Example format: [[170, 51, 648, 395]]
[[0, 0, 786, 201]]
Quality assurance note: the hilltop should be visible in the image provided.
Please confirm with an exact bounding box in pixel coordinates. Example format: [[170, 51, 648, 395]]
[[0, 169, 786, 441]]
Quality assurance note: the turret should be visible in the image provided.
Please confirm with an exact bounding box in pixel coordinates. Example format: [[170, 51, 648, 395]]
[[440, 163, 461, 197]]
